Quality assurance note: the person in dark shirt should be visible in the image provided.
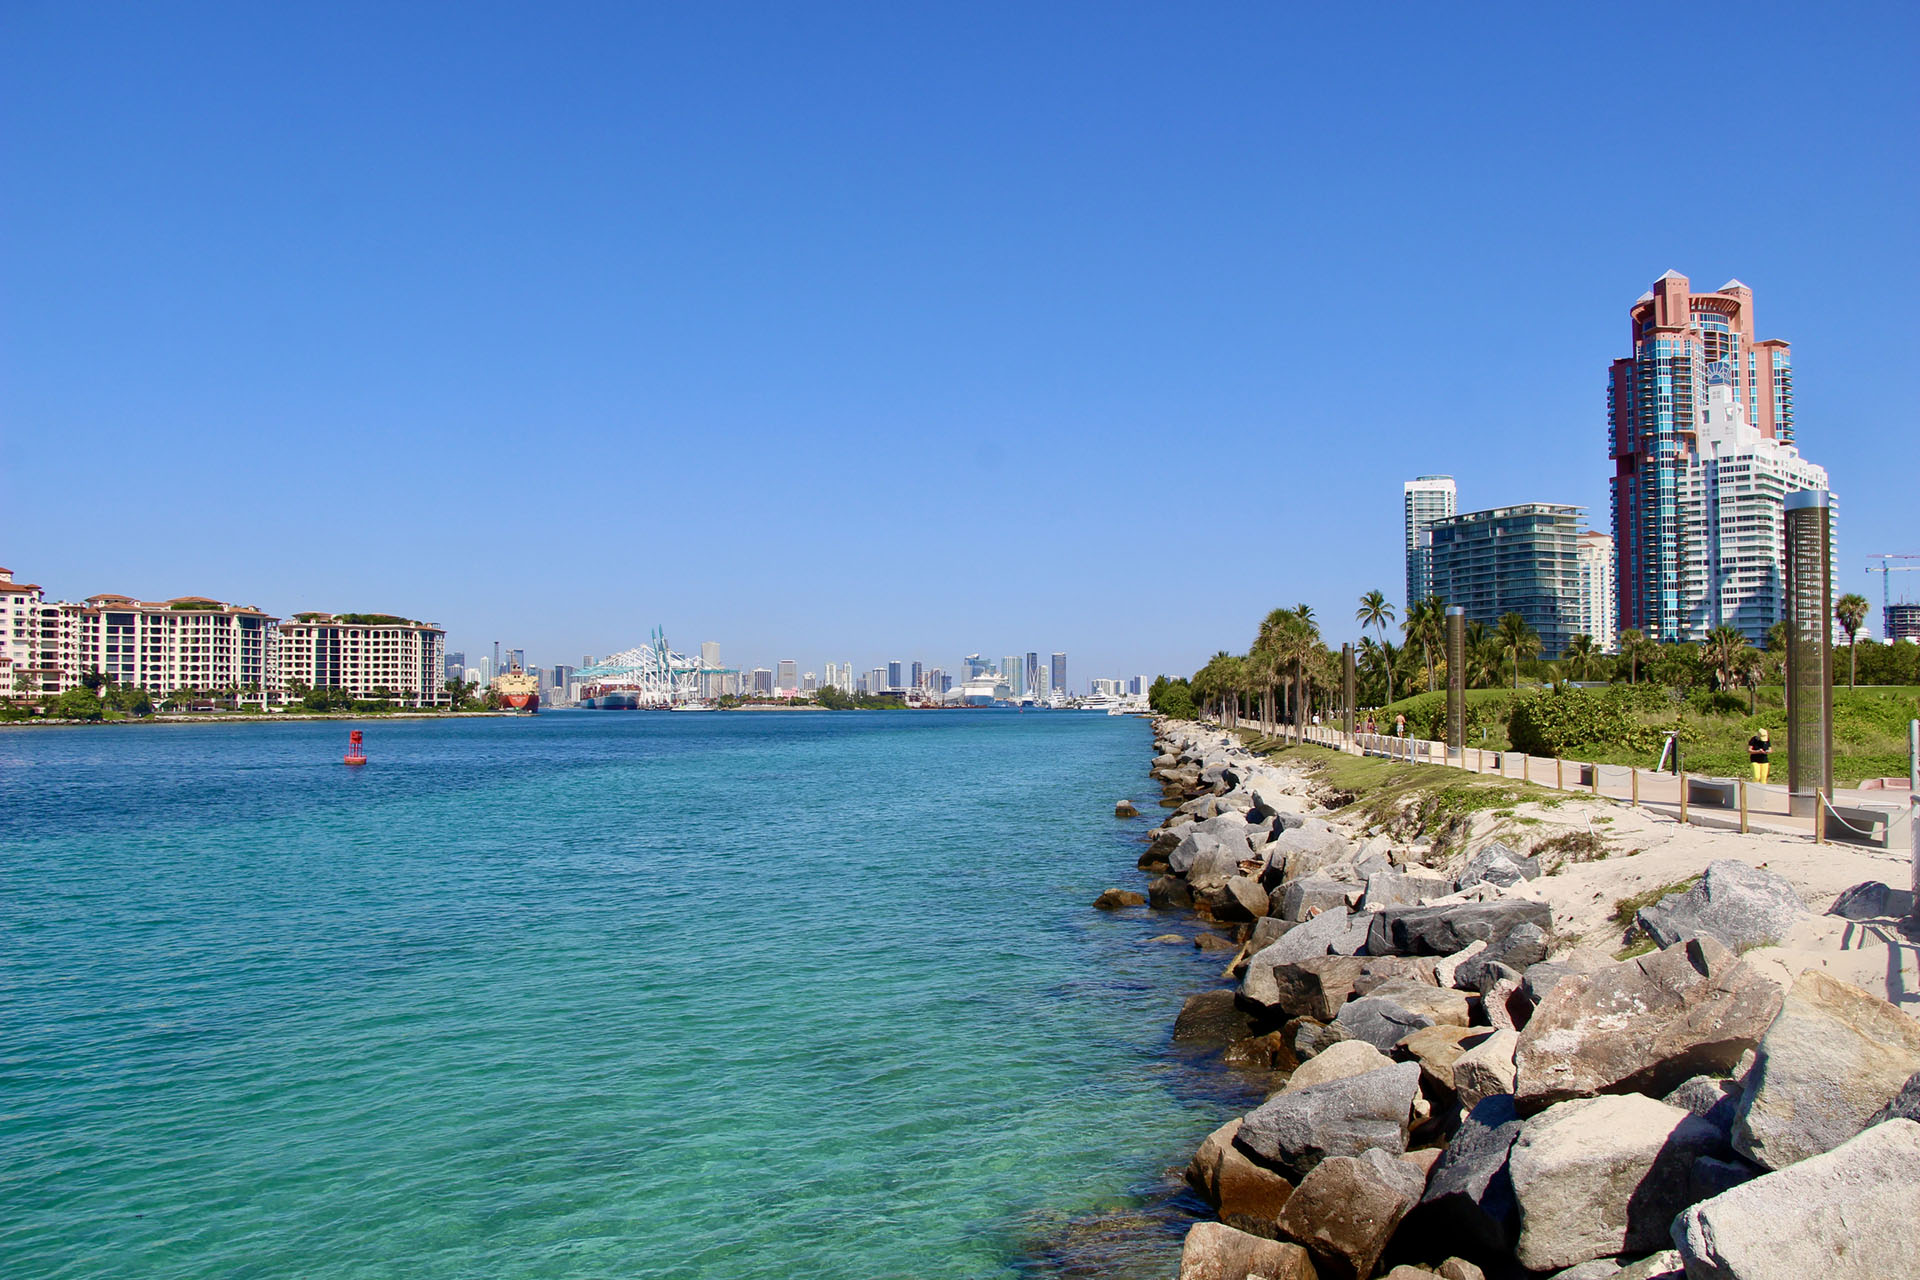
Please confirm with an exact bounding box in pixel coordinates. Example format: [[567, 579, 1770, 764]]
[[1748, 727, 1771, 784]]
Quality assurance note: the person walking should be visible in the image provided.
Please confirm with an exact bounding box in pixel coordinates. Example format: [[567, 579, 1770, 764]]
[[1394, 713, 1407, 738], [1748, 727, 1771, 784]]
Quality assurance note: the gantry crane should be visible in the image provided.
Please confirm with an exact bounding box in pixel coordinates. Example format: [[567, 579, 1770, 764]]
[[1866, 554, 1920, 639]]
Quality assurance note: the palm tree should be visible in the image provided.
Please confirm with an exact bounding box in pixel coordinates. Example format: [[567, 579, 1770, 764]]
[[1496, 612, 1541, 691], [1700, 626, 1752, 693], [1563, 634, 1597, 681], [1735, 645, 1768, 715], [1835, 592, 1870, 688], [1363, 637, 1401, 706], [1355, 590, 1395, 645], [1618, 628, 1655, 684], [1402, 594, 1445, 692]]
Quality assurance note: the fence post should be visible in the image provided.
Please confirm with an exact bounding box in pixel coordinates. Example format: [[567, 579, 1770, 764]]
[[1522, 755, 1529, 783], [1591, 763, 1600, 798], [1815, 789, 1826, 844], [1680, 769, 1689, 825], [1556, 756, 1563, 789], [1631, 767, 1639, 807]]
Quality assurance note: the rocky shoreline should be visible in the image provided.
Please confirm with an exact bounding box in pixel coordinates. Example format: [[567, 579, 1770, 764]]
[[1106, 718, 1920, 1280]]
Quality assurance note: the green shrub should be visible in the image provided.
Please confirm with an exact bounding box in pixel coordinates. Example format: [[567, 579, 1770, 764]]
[[49, 688, 104, 721], [1508, 688, 1662, 755]]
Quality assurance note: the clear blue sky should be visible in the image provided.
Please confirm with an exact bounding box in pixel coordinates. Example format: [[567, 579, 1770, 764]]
[[4, 5, 1914, 682]]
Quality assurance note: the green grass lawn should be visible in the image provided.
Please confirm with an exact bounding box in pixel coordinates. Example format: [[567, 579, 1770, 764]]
[[1366, 685, 1919, 785]]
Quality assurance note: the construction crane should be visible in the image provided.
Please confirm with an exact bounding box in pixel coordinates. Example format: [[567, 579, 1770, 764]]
[[1866, 554, 1920, 639]]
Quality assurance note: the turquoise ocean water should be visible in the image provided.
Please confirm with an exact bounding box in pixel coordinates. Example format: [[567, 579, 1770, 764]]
[[0, 712, 1260, 1279]]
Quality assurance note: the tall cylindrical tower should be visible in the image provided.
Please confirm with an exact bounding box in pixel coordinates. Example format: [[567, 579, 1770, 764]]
[[1784, 491, 1833, 810], [1446, 606, 1466, 756], [1342, 643, 1356, 738]]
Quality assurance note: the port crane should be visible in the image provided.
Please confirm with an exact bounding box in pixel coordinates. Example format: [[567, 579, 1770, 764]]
[[573, 626, 736, 706], [1866, 554, 1920, 639]]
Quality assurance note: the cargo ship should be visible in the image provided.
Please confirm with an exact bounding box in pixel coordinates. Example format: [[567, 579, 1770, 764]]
[[491, 668, 541, 713]]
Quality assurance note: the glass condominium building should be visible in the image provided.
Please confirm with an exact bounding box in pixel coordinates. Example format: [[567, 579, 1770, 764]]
[[1404, 476, 1457, 611], [1608, 272, 1794, 642], [1428, 503, 1584, 658]]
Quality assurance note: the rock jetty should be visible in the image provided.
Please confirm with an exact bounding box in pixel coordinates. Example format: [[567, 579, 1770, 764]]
[[1136, 719, 1920, 1280]]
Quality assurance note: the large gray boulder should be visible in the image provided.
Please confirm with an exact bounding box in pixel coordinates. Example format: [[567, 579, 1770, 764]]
[[1234, 1062, 1421, 1181], [1188, 844, 1249, 893], [1176, 1221, 1317, 1280], [1364, 977, 1471, 1027], [1673, 1118, 1920, 1279], [1269, 821, 1354, 882], [1508, 1094, 1725, 1272], [1275, 1148, 1425, 1280], [1514, 937, 1781, 1111], [1243, 954, 1433, 1021], [1174, 990, 1255, 1045], [1827, 879, 1914, 921], [1636, 859, 1807, 952], [1185, 1119, 1296, 1236], [1148, 875, 1194, 910], [1414, 1094, 1523, 1255], [1281, 873, 1354, 922], [1170, 828, 1231, 876], [1333, 997, 1434, 1052], [1452, 1028, 1520, 1110], [1368, 899, 1553, 957], [1454, 922, 1551, 991], [1362, 869, 1454, 911], [1281, 1040, 1394, 1093], [1214, 874, 1271, 921], [1456, 840, 1540, 889], [1732, 969, 1920, 1169], [1242, 911, 1365, 996]]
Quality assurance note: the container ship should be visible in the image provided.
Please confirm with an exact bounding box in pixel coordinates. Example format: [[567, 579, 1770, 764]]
[[490, 668, 541, 713]]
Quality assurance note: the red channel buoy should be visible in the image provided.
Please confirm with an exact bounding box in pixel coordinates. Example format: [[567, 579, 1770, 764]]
[[344, 729, 367, 766]]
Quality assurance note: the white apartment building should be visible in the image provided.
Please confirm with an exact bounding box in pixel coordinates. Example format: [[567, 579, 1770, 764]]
[[12, 591, 281, 703], [1575, 531, 1618, 652], [1676, 377, 1836, 645], [1, 568, 59, 696], [1404, 475, 1458, 610], [277, 613, 449, 706]]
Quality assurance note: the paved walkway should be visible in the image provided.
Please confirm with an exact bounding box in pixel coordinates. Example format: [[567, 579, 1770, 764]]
[[1237, 719, 1915, 852]]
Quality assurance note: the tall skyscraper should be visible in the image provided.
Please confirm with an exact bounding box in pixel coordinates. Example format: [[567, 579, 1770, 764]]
[[1001, 655, 1022, 697], [776, 659, 797, 692], [1674, 371, 1833, 644], [887, 659, 903, 690], [444, 651, 465, 680], [1050, 652, 1067, 696], [751, 667, 774, 695], [1404, 476, 1458, 610], [1575, 531, 1618, 653], [1025, 652, 1039, 691], [964, 653, 987, 679], [909, 660, 923, 690], [505, 648, 525, 672], [1609, 272, 1795, 641], [1429, 503, 1583, 658]]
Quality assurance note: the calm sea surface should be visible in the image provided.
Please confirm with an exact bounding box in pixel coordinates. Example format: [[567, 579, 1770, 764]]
[[0, 711, 1259, 1280]]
